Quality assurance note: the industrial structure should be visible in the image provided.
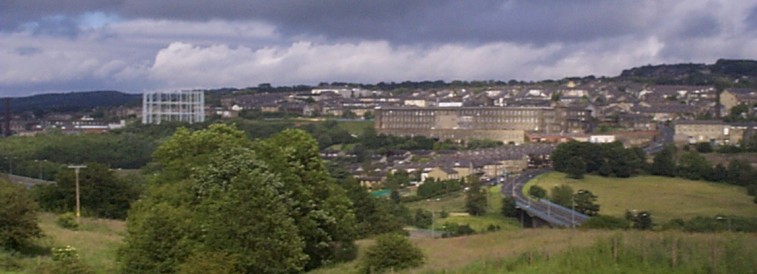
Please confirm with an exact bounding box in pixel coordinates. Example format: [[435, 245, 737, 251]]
[[142, 90, 205, 124], [374, 106, 591, 144]]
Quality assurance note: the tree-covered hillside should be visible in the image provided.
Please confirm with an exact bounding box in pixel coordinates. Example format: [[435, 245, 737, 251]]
[[619, 59, 757, 87], [0, 90, 140, 114]]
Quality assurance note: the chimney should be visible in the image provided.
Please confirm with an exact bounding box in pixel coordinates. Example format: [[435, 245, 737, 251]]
[[3, 98, 9, 137]]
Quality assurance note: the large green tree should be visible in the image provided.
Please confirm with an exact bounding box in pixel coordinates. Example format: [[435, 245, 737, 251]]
[[726, 159, 756, 186], [120, 125, 357, 273], [33, 162, 139, 219], [677, 152, 712, 180], [573, 190, 600, 216], [190, 148, 308, 273], [565, 156, 586, 179], [650, 145, 677, 177], [465, 181, 488, 216], [552, 141, 643, 178], [256, 129, 357, 269], [329, 169, 404, 237], [501, 196, 518, 218], [550, 184, 574, 208]]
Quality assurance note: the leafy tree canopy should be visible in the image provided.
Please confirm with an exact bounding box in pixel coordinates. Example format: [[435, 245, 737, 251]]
[[120, 124, 357, 273]]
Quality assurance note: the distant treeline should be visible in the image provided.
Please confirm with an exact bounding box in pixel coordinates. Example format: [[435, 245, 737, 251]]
[[0, 90, 140, 114], [619, 59, 757, 87]]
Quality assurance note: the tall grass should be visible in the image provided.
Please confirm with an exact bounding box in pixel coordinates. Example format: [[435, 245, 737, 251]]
[[0, 213, 125, 274], [435, 231, 757, 274]]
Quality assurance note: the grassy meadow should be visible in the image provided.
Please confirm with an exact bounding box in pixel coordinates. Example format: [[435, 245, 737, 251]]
[[312, 229, 757, 274], [337, 120, 374, 135], [525, 172, 757, 222], [1, 213, 125, 274], [405, 184, 520, 232]]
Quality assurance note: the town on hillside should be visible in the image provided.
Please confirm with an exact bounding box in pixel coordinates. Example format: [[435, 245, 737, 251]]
[[3, 61, 757, 187]]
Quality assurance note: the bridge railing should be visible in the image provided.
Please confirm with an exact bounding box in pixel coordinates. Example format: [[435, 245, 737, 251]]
[[505, 170, 591, 227], [538, 198, 590, 221]]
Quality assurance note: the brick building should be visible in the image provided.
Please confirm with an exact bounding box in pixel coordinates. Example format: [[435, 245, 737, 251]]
[[674, 120, 757, 145], [374, 106, 590, 143]]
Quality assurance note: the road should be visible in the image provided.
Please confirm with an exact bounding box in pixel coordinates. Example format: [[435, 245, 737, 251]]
[[1, 173, 54, 188], [644, 123, 674, 155], [501, 169, 589, 228]]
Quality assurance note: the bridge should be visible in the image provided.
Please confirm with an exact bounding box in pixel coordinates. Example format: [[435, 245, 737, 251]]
[[501, 169, 589, 228]]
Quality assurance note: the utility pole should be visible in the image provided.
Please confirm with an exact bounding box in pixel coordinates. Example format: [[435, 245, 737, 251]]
[[571, 200, 576, 229], [431, 211, 435, 239], [67, 165, 87, 222], [35, 160, 44, 179], [5, 156, 15, 174]]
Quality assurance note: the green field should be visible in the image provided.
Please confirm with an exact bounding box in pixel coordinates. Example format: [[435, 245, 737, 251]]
[[406, 184, 504, 214], [526, 172, 757, 222], [405, 185, 519, 232], [336, 120, 373, 135]]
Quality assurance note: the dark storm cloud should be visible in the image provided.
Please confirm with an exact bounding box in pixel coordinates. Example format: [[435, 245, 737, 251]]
[[1, 0, 754, 97], [0, 0, 120, 30], [0, 0, 670, 45], [675, 14, 721, 39], [20, 16, 82, 38]]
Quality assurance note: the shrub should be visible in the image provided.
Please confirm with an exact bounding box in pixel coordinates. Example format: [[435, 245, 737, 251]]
[[57, 213, 78, 230], [0, 251, 21, 271], [456, 224, 475, 236], [696, 142, 714, 153], [748, 184, 757, 196], [332, 240, 358, 263], [361, 234, 424, 273], [581, 215, 630, 230], [678, 216, 725, 232], [0, 180, 42, 251], [550, 184, 574, 208], [528, 185, 546, 199], [501, 196, 518, 218], [413, 209, 433, 229], [625, 210, 653, 230], [50, 245, 92, 274]]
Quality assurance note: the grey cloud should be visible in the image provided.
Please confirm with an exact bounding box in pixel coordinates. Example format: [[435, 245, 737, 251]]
[[1, 0, 756, 97], [746, 4, 757, 30], [0, 1, 668, 45], [0, 0, 121, 30], [675, 15, 721, 39], [14, 47, 42, 56], [21, 16, 82, 38]]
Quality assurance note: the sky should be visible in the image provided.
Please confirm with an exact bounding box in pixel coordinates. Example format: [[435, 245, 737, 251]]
[[2, 0, 757, 97]]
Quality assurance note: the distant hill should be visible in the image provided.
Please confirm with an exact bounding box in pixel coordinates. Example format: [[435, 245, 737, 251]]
[[2, 59, 756, 115], [618, 59, 757, 87], [0, 90, 140, 114]]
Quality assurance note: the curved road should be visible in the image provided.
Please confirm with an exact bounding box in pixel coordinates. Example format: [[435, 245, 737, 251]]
[[501, 169, 589, 228]]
